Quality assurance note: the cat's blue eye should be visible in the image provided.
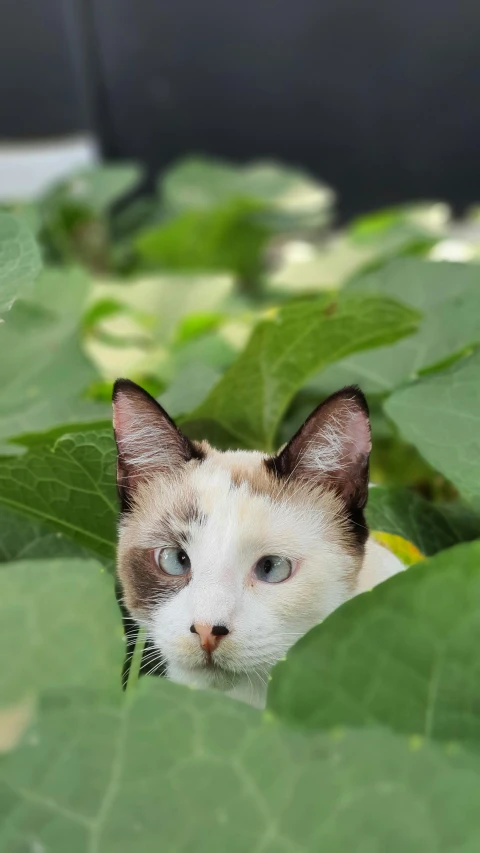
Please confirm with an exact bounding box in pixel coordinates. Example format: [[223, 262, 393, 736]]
[[255, 555, 292, 584], [154, 547, 191, 576]]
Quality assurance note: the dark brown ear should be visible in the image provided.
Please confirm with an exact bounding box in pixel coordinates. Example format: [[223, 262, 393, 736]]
[[268, 386, 371, 511], [112, 379, 203, 511]]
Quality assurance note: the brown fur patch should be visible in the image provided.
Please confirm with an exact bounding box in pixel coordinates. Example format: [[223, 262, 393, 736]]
[[118, 547, 190, 616], [228, 460, 278, 496]]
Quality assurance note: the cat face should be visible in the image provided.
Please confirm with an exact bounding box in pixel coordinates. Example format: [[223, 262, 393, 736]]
[[113, 380, 371, 704]]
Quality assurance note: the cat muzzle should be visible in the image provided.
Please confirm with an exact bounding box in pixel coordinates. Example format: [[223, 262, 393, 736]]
[[190, 623, 230, 653]]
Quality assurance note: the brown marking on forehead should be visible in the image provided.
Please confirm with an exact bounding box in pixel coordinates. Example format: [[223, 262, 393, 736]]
[[202, 446, 279, 499], [174, 497, 207, 530], [126, 472, 207, 537], [117, 547, 189, 616], [228, 462, 279, 496], [159, 495, 208, 551]]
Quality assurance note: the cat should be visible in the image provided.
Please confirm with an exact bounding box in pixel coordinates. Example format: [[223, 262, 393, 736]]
[[113, 378, 403, 708]]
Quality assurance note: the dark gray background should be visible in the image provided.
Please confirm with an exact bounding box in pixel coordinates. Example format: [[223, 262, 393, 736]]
[[2, 0, 479, 217]]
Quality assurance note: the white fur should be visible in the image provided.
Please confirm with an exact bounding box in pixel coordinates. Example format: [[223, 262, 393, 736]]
[[356, 538, 405, 594], [128, 460, 404, 709]]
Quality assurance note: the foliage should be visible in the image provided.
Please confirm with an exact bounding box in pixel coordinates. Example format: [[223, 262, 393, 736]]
[[1, 156, 480, 850], [269, 540, 480, 740], [0, 268, 107, 451], [135, 198, 270, 292], [0, 212, 41, 315], [385, 351, 480, 502], [38, 164, 143, 271], [183, 293, 418, 449]]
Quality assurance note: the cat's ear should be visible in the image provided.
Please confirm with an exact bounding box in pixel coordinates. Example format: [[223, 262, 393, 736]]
[[112, 379, 202, 508], [269, 386, 371, 509]]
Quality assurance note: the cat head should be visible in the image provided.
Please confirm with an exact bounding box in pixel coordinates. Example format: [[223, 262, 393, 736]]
[[113, 379, 371, 701]]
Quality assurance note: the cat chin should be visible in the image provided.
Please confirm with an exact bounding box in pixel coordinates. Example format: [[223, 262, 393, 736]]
[[166, 661, 268, 709]]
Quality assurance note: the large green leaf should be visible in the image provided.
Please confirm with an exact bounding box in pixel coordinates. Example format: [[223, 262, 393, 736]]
[[2, 679, 480, 852], [0, 430, 117, 560], [7, 686, 480, 850], [346, 257, 473, 306], [0, 558, 123, 704], [269, 540, 480, 742], [184, 294, 419, 450], [0, 268, 107, 448], [385, 350, 480, 501], [366, 487, 480, 555], [0, 506, 90, 563], [310, 258, 480, 394], [161, 156, 335, 229], [0, 212, 42, 315]]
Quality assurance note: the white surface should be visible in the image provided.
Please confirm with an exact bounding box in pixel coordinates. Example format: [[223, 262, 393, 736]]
[[0, 135, 99, 201]]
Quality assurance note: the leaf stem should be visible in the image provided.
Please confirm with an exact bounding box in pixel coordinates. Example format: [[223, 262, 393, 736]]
[[125, 628, 147, 696]]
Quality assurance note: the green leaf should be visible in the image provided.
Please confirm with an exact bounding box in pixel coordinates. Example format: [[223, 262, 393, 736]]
[[38, 165, 144, 267], [160, 333, 236, 417], [0, 212, 42, 315], [161, 156, 335, 229], [0, 430, 117, 560], [135, 199, 269, 283], [0, 505, 91, 563], [269, 540, 480, 743], [88, 273, 235, 345], [42, 164, 143, 216], [0, 557, 123, 704], [346, 257, 469, 306], [2, 679, 480, 851], [366, 487, 480, 556], [184, 294, 419, 450], [311, 258, 480, 395], [385, 350, 480, 501], [349, 203, 447, 247], [0, 268, 106, 449]]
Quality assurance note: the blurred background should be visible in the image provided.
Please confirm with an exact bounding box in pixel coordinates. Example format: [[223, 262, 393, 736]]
[[1, 0, 480, 504], [2, 0, 480, 215]]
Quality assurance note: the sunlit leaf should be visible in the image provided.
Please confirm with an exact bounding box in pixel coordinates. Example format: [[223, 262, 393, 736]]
[[370, 531, 424, 565], [161, 156, 335, 229]]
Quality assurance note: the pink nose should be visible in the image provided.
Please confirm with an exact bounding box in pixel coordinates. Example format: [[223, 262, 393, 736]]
[[190, 623, 229, 652]]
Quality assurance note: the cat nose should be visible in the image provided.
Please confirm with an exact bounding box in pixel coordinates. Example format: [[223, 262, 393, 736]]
[[190, 623, 229, 652]]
